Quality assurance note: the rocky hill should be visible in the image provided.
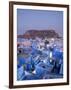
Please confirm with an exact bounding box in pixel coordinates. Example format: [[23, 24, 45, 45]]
[[18, 29, 60, 39]]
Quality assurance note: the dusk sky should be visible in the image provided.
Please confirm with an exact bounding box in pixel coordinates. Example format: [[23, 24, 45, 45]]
[[17, 9, 63, 37]]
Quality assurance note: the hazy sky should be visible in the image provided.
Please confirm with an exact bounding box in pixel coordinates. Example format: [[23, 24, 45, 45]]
[[17, 9, 63, 37]]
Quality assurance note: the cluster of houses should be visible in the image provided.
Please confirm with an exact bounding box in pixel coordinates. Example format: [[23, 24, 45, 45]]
[[17, 37, 63, 54], [17, 37, 63, 80]]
